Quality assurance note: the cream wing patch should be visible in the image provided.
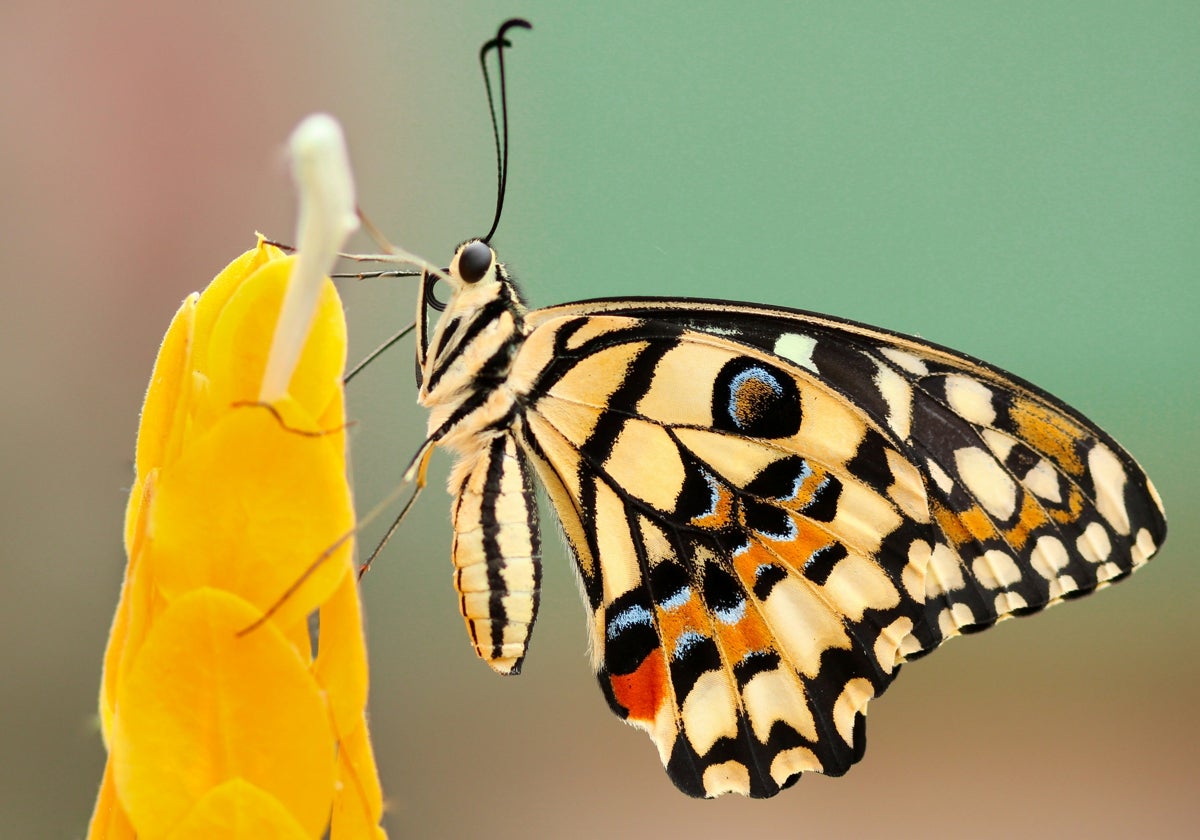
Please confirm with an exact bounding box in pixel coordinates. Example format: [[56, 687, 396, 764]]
[[774, 333, 818, 372], [955, 446, 1018, 520]]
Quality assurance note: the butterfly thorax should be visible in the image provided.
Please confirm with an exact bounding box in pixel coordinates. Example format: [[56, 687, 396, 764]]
[[418, 253, 530, 457]]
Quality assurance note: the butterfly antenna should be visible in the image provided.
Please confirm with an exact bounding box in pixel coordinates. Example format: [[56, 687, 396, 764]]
[[479, 18, 532, 244]]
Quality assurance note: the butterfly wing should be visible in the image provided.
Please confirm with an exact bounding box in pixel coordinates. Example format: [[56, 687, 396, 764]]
[[509, 299, 1165, 798], [558, 299, 1167, 644]]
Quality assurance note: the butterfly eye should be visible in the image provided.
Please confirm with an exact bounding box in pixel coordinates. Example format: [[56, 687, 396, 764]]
[[458, 241, 493, 284]]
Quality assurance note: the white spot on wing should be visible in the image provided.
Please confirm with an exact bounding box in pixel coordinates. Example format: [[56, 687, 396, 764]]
[[742, 667, 817, 742], [681, 670, 739, 755], [695, 324, 740, 337], [971, 549, 1022, 589], [955, 446, 1018, 520], [873, 617, 914, 672], [994, 591, 1028, 615], [926, 543, 965, 598], [1030, 535, 1070, 579], [902, 539, 933, 600], [926, 458, 955, 494], [1089, 445, 1131, 535], [885, 448, 930, 523], [761, 577, 851, 677], [832, 678, 873, 746], [770, 748, 822, 785], [1132, 527, 1157, 566], [702, 761, 750, 797], [1023, 458, 1063, 503], [1075, 522, 1112, 564], [945, 375, 997, 426], [938, 602, 976, 637], [880, 346, 929, 375], [774, 333, 818, 373], [874, 361, 913, 440], [980, 428, 1015, 461], [1047, 575, 1079, 599]]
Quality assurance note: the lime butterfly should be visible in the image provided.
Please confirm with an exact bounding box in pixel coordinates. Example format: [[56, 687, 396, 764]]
[[387, 19, 1166, 798]]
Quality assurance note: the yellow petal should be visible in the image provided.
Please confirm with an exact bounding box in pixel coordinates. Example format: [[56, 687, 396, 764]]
[[190, 242, 284, 387], [127, 294, 197, 551], [100, 471, 159, 743], [166, 779, 311, 839], [112, 588, 336, 838], [331, 718, 386, 839], [313, 567, 369, 738], [147, 405, 353, 630], [202, 258, 346, 433], [86, 758, 136, 840]]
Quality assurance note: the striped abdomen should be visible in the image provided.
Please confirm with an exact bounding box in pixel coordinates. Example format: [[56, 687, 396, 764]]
[[449, 431, 542, 675]]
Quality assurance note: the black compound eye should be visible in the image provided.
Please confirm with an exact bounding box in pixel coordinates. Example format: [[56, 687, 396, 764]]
[[458, 241, 493, 284]]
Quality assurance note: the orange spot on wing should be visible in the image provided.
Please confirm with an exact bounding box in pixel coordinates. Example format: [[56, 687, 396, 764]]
[[609, 651, 667, 725], [730, 540, 776, 582], [1010, 397, 1085, 476], [1049, 484, 1085, 524], [960, 505, 999, 542], [721, 541, 795, 662], [733, 377, 776, 425], [656, 580, 775, 670], [934, 501, 998, 548], [1004, 492, 1050, 549], [657, 590, 709, 648], [718, 605, 774, 664], [788, 464, 834, 511], [752, 513, 836, 571], [690, 483, 736, 530]]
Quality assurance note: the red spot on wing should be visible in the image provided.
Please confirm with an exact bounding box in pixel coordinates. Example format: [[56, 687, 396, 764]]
[[609, 649, 667, 724]]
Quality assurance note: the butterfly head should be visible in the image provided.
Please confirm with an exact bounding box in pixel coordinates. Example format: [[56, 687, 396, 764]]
[[436, 238, 526, 314], [450, 239, 500, 288], [415, 238, 527, 401]]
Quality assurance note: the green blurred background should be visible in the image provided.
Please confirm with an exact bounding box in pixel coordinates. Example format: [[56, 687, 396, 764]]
[[2, 1, 1196, 836]]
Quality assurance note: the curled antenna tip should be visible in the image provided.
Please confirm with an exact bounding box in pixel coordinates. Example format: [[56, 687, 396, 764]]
[[499, 18, 533, 34], [479, 19, 532, 244]]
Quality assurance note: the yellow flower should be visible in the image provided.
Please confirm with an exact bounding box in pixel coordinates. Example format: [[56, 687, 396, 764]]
[[89, 116, 385, 839]]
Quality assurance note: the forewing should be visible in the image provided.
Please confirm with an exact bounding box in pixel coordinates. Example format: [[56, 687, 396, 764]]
[[562, 299, 1168, 648]]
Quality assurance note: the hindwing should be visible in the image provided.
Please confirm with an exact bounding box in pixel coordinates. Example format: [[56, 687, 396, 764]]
[[507, 299, 1166, 798]]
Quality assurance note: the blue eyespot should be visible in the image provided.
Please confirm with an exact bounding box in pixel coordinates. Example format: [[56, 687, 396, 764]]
[[712, 357, 801, 438]]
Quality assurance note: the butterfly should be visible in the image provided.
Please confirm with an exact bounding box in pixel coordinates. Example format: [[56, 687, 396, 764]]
[[404, 235, 1166, 799], [383, 17, 1166, 800]]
